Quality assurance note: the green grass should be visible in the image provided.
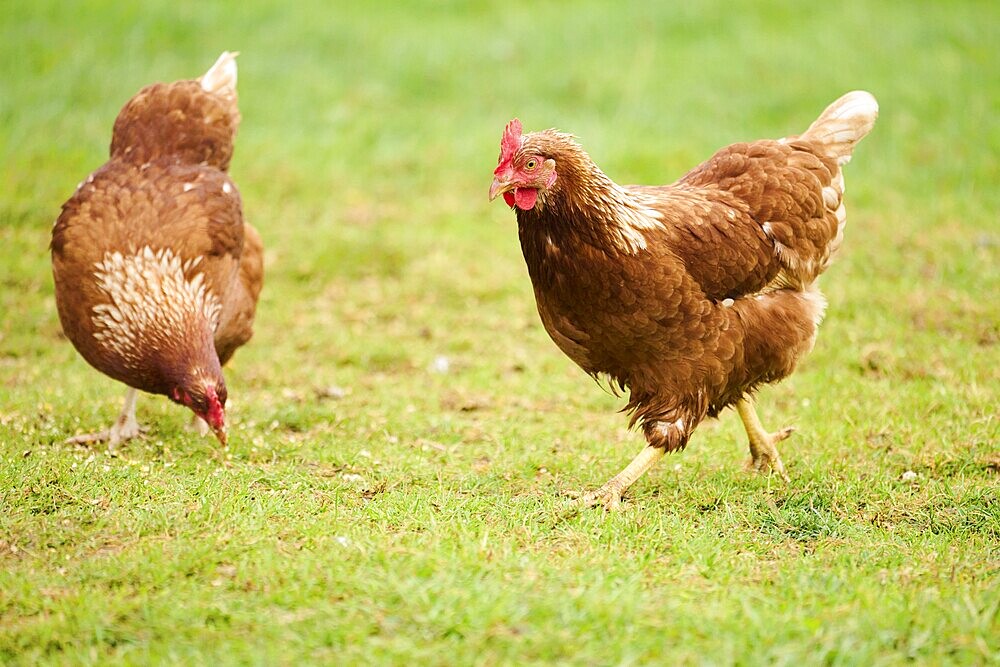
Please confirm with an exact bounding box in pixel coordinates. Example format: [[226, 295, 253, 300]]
[[1, 0, 998, 664]]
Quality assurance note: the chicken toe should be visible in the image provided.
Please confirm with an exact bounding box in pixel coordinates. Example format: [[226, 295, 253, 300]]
[[65, 388, 142, 451], [736, 397, 793, 482], [576, 484, 625, 511], [569, 444, 665, 511], [745, 434, 792, 481]]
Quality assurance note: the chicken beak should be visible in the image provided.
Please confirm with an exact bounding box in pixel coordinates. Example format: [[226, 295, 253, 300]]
[[489, 177, 514, 201], [212, 425, 228, 446]]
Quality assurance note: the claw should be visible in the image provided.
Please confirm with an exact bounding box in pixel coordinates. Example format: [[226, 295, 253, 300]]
[[65, 430, 113, 446], [560, 445, 664, 513], [774, 426, 796, 442], [736, 397, 794, 482], [744, 428, 792, 482], [745, 449, 791, 483], [64, 423, 146, 449], [66, 388, 142, 452], [574, 485, 625, 511]]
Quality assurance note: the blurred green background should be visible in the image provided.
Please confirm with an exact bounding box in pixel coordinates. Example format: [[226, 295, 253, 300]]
[[1, 1, 997, 664]]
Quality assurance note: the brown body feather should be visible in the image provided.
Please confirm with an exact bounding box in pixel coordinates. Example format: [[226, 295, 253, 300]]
[[508, 92, 876, 452], [51, 54, 262, 437]]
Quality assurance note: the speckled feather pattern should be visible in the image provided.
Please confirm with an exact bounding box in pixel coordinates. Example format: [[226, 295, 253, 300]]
[[51, 64, 263, 397], [511, 93, 876, 451], [91, 248, 222, 370]]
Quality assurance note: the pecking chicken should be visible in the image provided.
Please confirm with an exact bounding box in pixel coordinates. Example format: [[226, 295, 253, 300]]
[[51, 52, 264, 449], [490, 92, 877, 509]]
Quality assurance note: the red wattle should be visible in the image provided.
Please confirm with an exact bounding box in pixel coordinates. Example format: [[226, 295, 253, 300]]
[[514, 188, 537, 210], [503, 191, 516, 208]]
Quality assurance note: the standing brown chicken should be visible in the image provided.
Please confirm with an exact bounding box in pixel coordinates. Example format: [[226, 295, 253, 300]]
[[51, 52, 264, 449], [490, 92, 877, 509]]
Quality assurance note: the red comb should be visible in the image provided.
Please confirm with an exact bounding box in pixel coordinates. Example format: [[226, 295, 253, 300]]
[[205, 385, 225, 430], [496, 118, 523, 173]]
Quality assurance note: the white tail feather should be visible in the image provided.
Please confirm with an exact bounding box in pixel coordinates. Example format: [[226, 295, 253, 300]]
[[200, 51, 239, 98], [801, 91, 878, 164]]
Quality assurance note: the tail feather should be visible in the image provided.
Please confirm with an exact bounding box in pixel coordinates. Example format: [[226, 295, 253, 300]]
[[200, 51, 239, 102], [800, 91, 878, 164]]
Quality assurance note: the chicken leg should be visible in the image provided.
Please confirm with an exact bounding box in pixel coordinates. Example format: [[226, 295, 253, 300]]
[[574, 444, 665, 511], [736, 396, 793, 482], [65, 387, 142, 451]]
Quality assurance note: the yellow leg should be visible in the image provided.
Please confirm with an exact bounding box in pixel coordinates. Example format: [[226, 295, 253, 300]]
[[576, 444, 665, 511], [736, 396, 793, 482], [65, 387, 142, 452]]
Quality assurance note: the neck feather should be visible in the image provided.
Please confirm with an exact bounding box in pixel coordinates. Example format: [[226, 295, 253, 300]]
[[517, 142, 661, 254], [90, 246, 221, 391]]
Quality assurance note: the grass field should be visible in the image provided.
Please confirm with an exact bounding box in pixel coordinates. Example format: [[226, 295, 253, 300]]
[[1, 0, 998, 664]]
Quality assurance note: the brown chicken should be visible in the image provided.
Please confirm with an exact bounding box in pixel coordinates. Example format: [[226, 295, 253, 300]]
[[490, 92, 877, 509], [51, 52, 263, 449]]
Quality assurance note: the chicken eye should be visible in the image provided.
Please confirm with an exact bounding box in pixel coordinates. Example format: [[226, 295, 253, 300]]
[[525, 159, 537, 170]]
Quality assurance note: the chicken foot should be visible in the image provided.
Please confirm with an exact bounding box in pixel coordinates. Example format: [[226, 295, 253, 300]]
[[572, 444, 665, 511], [65, 387, 143, 451], [736, 396, 793, 482]]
